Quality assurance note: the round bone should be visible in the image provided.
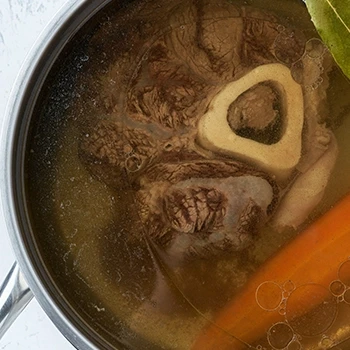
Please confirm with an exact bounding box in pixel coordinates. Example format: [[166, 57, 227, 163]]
[[197, 63, 304, 181]]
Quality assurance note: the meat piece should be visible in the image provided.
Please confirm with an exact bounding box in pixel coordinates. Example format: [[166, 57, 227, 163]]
[[135, 160, 279, 259], [77, 0, 337, 260], [163, 187, 226, 234], [80, 0, 306, 128], [79, 120, 161, 188]]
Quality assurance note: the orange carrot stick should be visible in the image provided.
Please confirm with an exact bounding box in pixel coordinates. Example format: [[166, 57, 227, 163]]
[[193, 193, 350, 350]]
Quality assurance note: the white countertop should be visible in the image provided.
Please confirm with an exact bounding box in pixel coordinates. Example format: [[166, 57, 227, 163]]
[[0, 1, 76, 349]]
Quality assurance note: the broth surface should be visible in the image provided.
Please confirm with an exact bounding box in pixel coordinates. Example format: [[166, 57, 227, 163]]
[[26, 0, 350, 349]]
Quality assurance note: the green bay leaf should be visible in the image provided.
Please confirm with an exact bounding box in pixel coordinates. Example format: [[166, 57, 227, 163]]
[[305, 0, 350, 79]]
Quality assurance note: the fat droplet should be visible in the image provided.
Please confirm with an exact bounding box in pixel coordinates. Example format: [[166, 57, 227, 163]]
[[338, 259, 350, 286], [286, 284, 337, 337], [291, 55, 323, 90], [267, 322, 294, 349], [305, 38, 326, 59], [256, 281, 283, 311], [329, 280, 345, 296], [283, 280, 296, 294], [343, 289, 350, 304]]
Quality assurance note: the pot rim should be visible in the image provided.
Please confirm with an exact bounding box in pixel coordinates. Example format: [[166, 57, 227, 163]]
[[1, 1, 112, 349]]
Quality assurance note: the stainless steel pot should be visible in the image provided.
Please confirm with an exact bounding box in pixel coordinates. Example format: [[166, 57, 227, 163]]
[[2, 0, 350, 349], [0, 1, 113, 348]]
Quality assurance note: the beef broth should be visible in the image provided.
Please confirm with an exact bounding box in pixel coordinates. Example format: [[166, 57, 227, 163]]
[[26, 0, 350, 349]]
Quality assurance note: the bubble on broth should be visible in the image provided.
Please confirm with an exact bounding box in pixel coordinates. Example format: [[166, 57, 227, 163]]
[[343, 290, 350, 305], [290, 39, 327, 91], [267, 322, 294, 349], [256, 281, 283, 311], [338, 260, 350, 287], [283, 280, 296, 291], [305, 38, 326, 59], [330, 280, 346, 297], [273, 27, 305, 65], [286, 284, 338, 337]]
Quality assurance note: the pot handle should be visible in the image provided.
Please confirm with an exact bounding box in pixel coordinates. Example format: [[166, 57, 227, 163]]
[[0, 262, 33, 339]]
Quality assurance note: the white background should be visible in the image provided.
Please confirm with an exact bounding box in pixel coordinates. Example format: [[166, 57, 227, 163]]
[[0, 0, 76, 349]]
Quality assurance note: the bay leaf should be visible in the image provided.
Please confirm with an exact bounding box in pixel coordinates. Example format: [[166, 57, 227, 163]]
[[305, 0, 350, 79]]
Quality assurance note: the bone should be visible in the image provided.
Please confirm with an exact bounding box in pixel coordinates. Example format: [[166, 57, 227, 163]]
[[196, 63, 304, 181]]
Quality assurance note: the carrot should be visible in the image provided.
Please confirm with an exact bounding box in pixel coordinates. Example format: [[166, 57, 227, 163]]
[[192, 193, 350, 350]]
